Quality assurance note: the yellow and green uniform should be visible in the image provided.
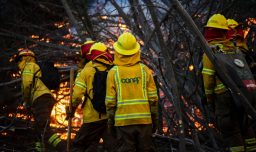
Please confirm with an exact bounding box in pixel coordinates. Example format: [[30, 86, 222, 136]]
[[245, 138, 256, 152], [202, 40, 235, 101], [105, 52, 158, 126], [71, 57, 113, 152], [18, 56, 52, 104], [72, 60, 111, 123], [202, 53, 227, 98], [202, 39, 256, 152], [18, 56, 65, 151]]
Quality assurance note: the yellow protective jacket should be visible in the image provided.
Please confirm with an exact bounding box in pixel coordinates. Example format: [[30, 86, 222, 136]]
[[105, 52, 158, 126], [18, 56, 53, 104], [202, 40, 235, 101], [72, 60, 111, 123], [202, 54, 227, 95]]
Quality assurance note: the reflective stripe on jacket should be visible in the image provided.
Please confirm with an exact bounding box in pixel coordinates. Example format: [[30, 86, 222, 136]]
[[105, 63, 158, 126]]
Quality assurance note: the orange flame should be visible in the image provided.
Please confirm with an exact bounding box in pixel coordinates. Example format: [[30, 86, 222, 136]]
[[50, 81, 83, 139], [101, 16, 108, 20], [31, 35, 39, 39], [54, 22, 65, 28]]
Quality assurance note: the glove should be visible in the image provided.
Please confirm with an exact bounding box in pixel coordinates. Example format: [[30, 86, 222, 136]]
[[65, 106, 76, 120], [23, 98, 32, 111], [107, 118, 116, 137]]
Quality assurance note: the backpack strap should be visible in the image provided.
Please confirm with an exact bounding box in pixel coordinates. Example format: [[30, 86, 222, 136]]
[[25, 63, 41, 103], [32, 63, 41, 86], [81, 66, 98, 108], [32, 65, 42, 88], [34, 68, 41, 78], [82, 91, 92, 108], [94, 67, 99, 72]]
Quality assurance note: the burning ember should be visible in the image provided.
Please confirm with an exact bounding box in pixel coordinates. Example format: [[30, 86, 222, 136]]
[[101, 16, 108, 20], [31, 35, 39, 39], [54, 22, 66, 28]]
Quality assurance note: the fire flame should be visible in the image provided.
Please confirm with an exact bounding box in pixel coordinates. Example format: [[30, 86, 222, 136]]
[[31, 35, 39, 39], [50, 81, 83, 139], [54, 22, 66, 28], [244, 18, 256, 38], [101, 16, 108, 20]]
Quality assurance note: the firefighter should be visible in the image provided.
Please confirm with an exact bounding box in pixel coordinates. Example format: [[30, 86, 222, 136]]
[[226, 18, 256, 80], [69, 42, 114, 152], [105, 32, 158, 152], [226, 19, 248, 52], [15, 49, 66, 152], [74, 40, 95, 90], [227, 18, 256, 151], [202, 14, 256, 152]]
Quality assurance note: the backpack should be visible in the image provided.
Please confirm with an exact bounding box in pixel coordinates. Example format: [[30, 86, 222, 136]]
[[85, 66, 112, 114], [35, 61, 61, 90], [213, 48, 256, 102]]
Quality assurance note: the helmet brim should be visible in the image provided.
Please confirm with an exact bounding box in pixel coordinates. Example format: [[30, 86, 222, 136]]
[[204, 25, 229, 30], [113, 42, 140, 55]]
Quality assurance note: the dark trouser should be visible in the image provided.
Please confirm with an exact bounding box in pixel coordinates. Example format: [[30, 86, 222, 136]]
[[72, 119, 108, 152], [116, 124, 154, 152], [32, 94, 66, 152], [215, 92, 255, 151]]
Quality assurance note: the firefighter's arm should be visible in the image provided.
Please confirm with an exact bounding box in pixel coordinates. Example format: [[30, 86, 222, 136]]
[[70, 68, 88, 117], [202, 54, 216, 104], [22, 63, 35, 105], [146, 68, 159, 131], [105, 69, 117, 125], [147, 71, 158, 114]]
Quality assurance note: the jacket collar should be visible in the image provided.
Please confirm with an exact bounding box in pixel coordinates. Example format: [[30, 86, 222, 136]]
[[113, 51, 141, 66]]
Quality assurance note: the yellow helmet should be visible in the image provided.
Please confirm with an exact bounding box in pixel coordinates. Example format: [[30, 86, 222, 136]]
[[18, 49, 35, 57], [113, 32, 140, 55], [227, 19, 238, 29], [205, 14, 228, 30], [89, 42, 107, 54], [14, 49, 35, 62]]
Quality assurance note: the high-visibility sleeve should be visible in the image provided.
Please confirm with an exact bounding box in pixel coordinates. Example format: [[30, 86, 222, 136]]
[[22, 63, 38, 102], [72, 67, 88, 108], [105, 67, 117, 119], [144, 66, 158, 116], [202, 54, 216, 96]]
